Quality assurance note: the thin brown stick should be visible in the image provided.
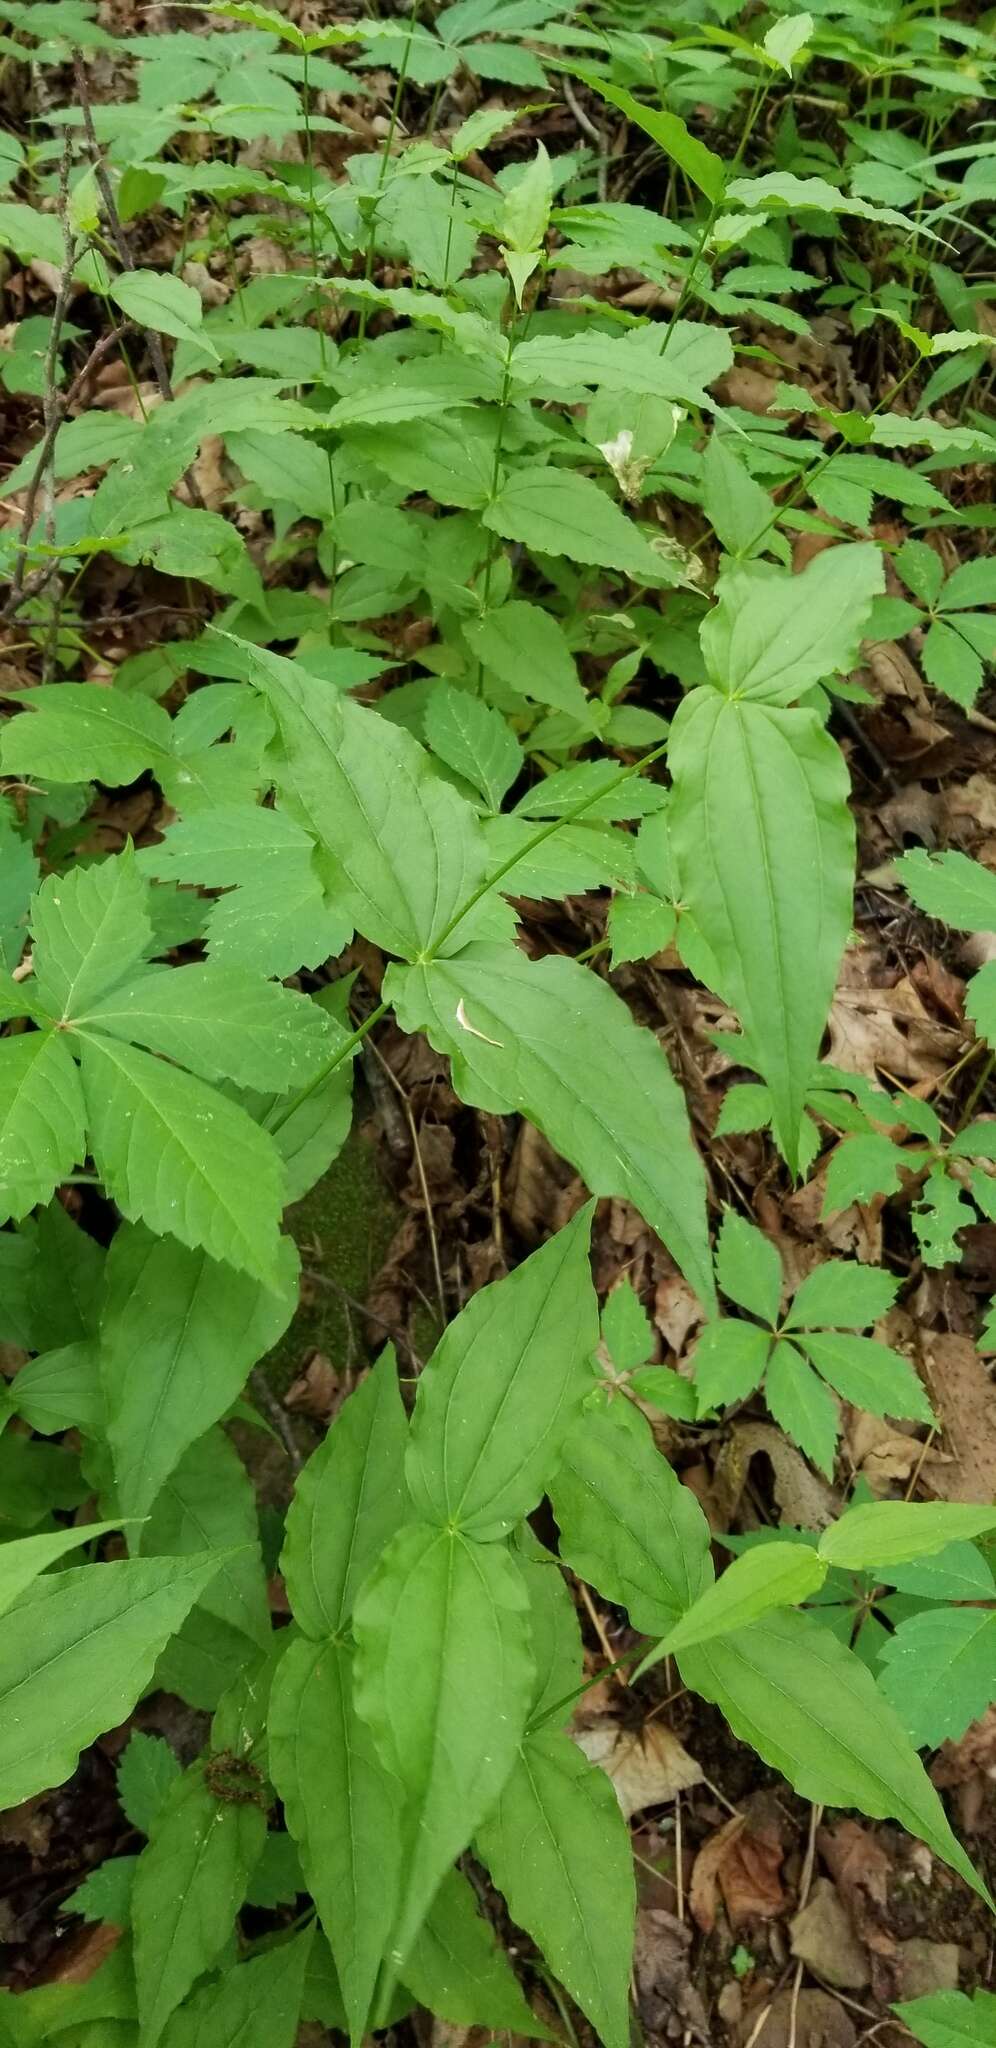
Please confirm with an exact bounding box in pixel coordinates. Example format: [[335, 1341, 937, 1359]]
[[4, 137, 78, 619], [72, 50, 174, 406]]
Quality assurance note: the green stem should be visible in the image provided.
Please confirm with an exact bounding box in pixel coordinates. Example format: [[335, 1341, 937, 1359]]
[[357, 2, 419, 339], [660, 75, 769, 358], [742, 354, 921, 556], [302, 48, 328, 370]]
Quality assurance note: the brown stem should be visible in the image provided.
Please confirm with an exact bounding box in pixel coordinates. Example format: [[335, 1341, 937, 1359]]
[[72, 49, 174, 406]]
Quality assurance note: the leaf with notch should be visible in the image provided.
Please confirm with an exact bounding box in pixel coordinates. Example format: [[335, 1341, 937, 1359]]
[[407, 1206, 598, 1539], [281, 1346, 408, 1640], [387, 945, 715, 1309], [352, 1521, 533, 1966]]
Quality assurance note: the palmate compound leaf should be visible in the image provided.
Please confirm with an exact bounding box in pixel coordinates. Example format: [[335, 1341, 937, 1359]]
[[386, 946, 715, 1310], [476, 1726, 636, 2048], [0, 1031, 85, 1223], [78, 961, 338, 1093], [352, 1522, 534, 1968], [228, 637, 504, 958], [100, 1222, 299, 1519], [549, 1399, 714, 1635], [406, 1206, 599, 1539], [280, 1346, 408, 1640], [77, 1033, 286, 1288], [668, 689, 854, 1175], [679, 1608, 990, 1906], [269, 1637, 402, 2048], [133, 1759, 268, 2048], [159, 1925, 314, 2048], [0, 1552, 226, 1809]]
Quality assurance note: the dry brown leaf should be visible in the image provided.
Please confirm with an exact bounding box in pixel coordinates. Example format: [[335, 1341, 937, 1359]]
[[920, 1335, 996, 1502], [574, 1719, 703, 1818], [790, 1879, 870, 1990], [719, 1813, 786, 1928], [633, 1910, 710, 2042], [826, 976, 959, 1084], [719, 1421, 838, 1531], [690, 1814, 746, 1934], [843, 1411, 922, 1490], [35, 1922, 121, 1986], [284, 1351, 341, 1422], [818, 1821, 894, 1958]]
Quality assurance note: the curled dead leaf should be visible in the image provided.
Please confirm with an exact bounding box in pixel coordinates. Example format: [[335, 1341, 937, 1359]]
[[575, 1718, 703, 1818]]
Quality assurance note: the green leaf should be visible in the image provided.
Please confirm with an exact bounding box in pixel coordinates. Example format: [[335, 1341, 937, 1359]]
[[693, 1319, 771, 1411], [669, 690, 854, 1173], [511, 325, 732, 411], [30, 852, 153, 1021], [387, 946, 715, 1309], [0, 1519, 122, 1618], [281, 1347, 408, 1639], [823, 1132, 909, 1212], [800, 1332, 934, 1423], [499, 143, 553, 252], [117, 1731, 182, 1837], [563, 67, 725, 202], [101, 1223, 297, 1518], [765, 1339, 840, 1473], [715, 1210, 782, 1323], [407, 1207, 598, 1539], [703, 433, 778, 560], [404, 1867, 549, 2035], [877, 1609, 996, 1749], [551, 1400, 713, 1633], [80, 963, 336, 1092], [893, 1990, 996, 2048], [0, 683, 173, 786], [819, 1501, 996, 1571], [897, 847, 996, 932], [0, 803, 38, 976], [0, 1032, 86, 1224], [424, 684, 523, 810], [636, 1542, 828, 1672], [352, 1521, 534, 1964], [477, 1726, 635, 2048], [232, 639, 497, 959], [763, 12, 813, 73], [139, 1431, 271, 1711], [133, 1761, 267, 2048], [0, 1552, 226, 1808], [601, 1281, 653, 1373], [269, 1637, 400, 2048], [785, 1260, 898, 1330], [608, 892, 676, 967], [78, 1034, 285, 1287], [462, 601, 594, 726], [109, 270, 221, 358], [516, 1530, 584, 1725], [678, 1607, 989, 1903], [483, 467, 678, 583], [701, 546, 884, 704], [159, 1927, 313, 2048]]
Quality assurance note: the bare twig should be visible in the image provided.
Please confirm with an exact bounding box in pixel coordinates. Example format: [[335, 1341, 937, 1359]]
[[4, 136, 79, 623], [562, 75, 608, 201], [72, 50, 174, 406]]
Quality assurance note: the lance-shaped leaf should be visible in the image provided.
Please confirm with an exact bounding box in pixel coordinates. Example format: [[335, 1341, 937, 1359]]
[[79, 963, 337, 1093], [229, 638, 499, 959], [281, 1347, 408, 1640], [679, 1608, 990, 1905], [0, 1520, 123, 1618], [101, 1223, 298, 1518], [352, 1521, 534, 1965], [407, 1206, 598, 1539], [819, 1500, 996, 1572], [668, 690, 854, 1173], [0, 1032, 85, 1223], [133, 1760, 267, 2048], [550, 1401, 713, 1634], [636, 1542, 828, 1674], [159, 1926, 313, 2048], [0, 1552, 226, 1809], [700, 545, 884, 705], [78, 1034, 286, 1287], [270, 1638, 401, 2048], [477, 1727, 635, 2048], [404, 1866, 551, 2036], [559, 67, 725, 200], [386, 945, 715, 1309]]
